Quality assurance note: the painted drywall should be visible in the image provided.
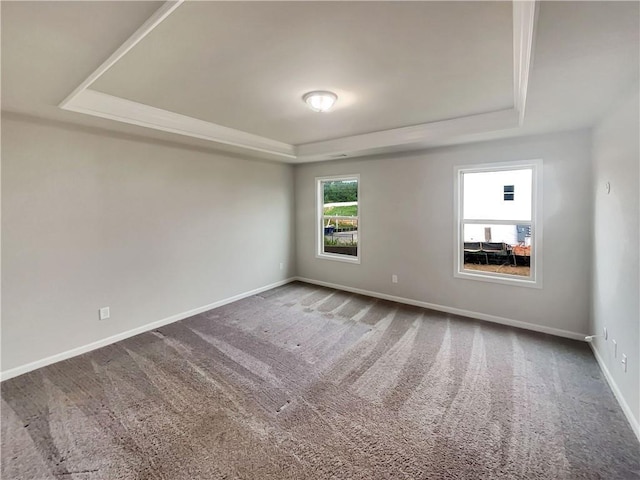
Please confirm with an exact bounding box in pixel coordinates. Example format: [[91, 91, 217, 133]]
[[1, 115, 296, 371], [295, 130, 592, 336], [591, 89, 640, 427]]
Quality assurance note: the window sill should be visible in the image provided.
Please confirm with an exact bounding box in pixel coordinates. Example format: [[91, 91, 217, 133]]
[[454, 269, 541, 288], [316, 253, 361, 264]]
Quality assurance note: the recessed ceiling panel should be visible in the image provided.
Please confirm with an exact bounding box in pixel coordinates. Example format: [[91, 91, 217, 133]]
[[91, 1, 514, 145]]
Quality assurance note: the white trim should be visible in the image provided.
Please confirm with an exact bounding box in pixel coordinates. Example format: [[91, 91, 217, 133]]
[[315, 252, 361, 265], [0, 278, 296, 382], [590, 343, 640, 442], [296, 109, 519, 161], [454, 270, 540, 288], [453, 159, 543, 288], [316, 174, 361, 264], [57, 2, 538, 162], [296, 275, 640, 440], [462, 219, 532, 226], [59, 1, 185, 108], [294, 276, 585, 341], [63, 90, 297, 159], [456, 161, 539, 174], [513, 0, 538, 125]]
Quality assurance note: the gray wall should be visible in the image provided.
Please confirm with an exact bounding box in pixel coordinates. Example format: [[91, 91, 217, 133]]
[[591, 90, 640, 426], [2, 108, 635, 430], [1, 115, 296, 371], [296, 130, 592, 336]]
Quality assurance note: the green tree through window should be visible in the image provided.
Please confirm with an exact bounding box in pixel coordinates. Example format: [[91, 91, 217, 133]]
[[323, 180, 357, 203]]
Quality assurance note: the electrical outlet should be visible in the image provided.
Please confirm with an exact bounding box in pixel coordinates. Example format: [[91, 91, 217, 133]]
[[99, 307, 110, 321], [603, 327, 608, 340], [612, 339, 617, 358], [391, 274, 398, 284], [279, 262, 284, 271], [621, 354, 628, 373]]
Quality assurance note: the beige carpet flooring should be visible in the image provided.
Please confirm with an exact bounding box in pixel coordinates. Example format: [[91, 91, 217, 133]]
[[2, 281, 639, 479]]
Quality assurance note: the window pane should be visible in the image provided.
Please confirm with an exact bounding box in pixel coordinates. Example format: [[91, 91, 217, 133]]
[[463, 223, 531, 277], [463, 169, 532, 221], [323, 218, 358, 257], [320, 178, 358, 259], [323, 203, 358, 216], [322, 179, 358, 205]]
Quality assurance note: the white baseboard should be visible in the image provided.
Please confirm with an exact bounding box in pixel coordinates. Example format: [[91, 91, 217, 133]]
[[295, 276, 640, 440], [0, 277, 296, 382], [6, 275, 637, 443], [589, 343, 640, 442], [294, 276, 586, 341]]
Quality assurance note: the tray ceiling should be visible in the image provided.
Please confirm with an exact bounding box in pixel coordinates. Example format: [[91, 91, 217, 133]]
[[4, 1, 636, 162], [90, 2, 514, 146], [56, 0, 537, 162]]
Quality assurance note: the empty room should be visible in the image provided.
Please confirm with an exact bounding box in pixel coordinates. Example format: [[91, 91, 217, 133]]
[[1, 1, 639, 478]]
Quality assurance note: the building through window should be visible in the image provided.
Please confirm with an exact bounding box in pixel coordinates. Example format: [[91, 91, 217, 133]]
[[455, 161, 541, 287]]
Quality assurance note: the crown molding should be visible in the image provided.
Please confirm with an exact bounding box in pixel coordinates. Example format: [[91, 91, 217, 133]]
[[59, 0, 538, 163], [294, 109, 519, 162], [513, 0, 539, 125], [59, 1, 185, 109], [64, 89, 297, 159]]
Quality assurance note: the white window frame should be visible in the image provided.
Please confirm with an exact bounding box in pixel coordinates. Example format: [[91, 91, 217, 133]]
[[316, 174, 361, 264], [454, 159, 543, 288]]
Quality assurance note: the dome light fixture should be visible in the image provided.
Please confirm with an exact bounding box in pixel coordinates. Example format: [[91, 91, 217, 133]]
[[303, 90, 338, 112]]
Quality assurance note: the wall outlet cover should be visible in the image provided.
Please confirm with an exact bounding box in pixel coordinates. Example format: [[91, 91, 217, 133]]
[[99, 307, 110, 321]]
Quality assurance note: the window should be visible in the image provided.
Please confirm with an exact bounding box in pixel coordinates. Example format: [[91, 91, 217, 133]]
[[503, 185, 515, 201], [454, 160, 542, 287], [316, 175, 360, 263]]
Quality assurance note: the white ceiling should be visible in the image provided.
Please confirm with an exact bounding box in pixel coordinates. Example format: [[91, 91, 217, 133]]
[[91, 2, 513, 145], [1, 1, 163, 121], [2, 1, 638, 163]]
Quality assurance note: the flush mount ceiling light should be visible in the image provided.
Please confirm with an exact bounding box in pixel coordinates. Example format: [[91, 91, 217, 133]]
[[303, 91, 338, 112]]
